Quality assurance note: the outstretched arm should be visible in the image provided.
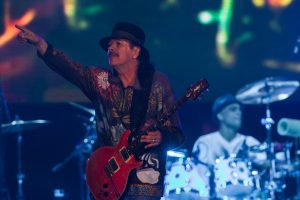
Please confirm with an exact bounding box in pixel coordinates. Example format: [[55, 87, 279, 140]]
[[15, 25, 48, 55], [15, 25, 97, 101]]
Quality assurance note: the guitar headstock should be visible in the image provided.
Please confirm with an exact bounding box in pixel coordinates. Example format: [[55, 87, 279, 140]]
[[185, 79, 209, 100], [159, 78, 209, 125]]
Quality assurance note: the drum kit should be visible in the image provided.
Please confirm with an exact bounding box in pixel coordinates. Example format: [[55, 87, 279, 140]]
[[163, 77, 300, 200]]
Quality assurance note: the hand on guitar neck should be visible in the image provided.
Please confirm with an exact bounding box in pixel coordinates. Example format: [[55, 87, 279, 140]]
[[140, 129, 162, 149]]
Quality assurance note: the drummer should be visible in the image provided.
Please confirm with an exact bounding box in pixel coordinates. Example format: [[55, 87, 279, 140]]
[[192, 94, 266, 166]]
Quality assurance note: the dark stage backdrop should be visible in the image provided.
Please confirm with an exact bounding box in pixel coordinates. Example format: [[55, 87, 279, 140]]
[[1, 0, 300, 103]]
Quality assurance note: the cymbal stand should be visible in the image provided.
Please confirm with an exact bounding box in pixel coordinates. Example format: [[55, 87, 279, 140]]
[[78, 120, 96, 200], [260, 84, 277, 199], [15, 115, 25, 200], [0, 82, 11, 200]]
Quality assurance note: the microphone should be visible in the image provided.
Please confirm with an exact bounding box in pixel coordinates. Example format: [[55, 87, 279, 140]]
[[277, 118, 300, 137]]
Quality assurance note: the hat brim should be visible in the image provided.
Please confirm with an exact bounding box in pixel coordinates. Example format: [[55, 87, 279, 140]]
[[99, 36, 116, 51], [99, 36, 142, 51]]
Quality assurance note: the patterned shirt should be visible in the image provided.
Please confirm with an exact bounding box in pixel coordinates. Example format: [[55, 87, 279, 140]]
[[39, 44, 184, 197]]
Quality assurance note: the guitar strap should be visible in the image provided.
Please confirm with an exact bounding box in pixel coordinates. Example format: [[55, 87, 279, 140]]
[[129, 68, 154, 137]]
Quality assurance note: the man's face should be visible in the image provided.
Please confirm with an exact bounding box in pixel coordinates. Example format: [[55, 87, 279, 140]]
[[107, 39, 140, 67], [217, 103, 242, 130]]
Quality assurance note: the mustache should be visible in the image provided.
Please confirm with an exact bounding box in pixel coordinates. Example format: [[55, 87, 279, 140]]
[[107, 51, 118, 57]]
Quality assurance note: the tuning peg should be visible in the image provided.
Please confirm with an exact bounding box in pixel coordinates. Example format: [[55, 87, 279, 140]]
[[195, 88, 210, 101]]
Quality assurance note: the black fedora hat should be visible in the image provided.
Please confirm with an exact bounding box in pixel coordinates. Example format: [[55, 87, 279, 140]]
[[99, 22, 147, 51]]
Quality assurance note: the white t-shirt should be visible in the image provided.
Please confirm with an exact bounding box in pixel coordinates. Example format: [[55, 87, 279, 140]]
[[192, 131, 262, 165]]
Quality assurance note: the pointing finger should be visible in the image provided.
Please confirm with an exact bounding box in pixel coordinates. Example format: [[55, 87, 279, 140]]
[[15, 25, 27, 33]]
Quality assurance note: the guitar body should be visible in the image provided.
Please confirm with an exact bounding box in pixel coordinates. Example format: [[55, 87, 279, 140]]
[[86, 130, 143, 200]]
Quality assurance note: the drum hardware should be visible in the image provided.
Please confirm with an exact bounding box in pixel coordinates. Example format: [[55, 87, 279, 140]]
[[52, 122, 96, 200], [52, 102, 96, 200], [1, 116, 50, 200], [53, 188, 67, 199], [1, 119, 51, 135], [235, 77, 299, 105], [289, 138, 300, 200], [68, 101, 95, 116], [277, 118, 300, 199], [236, 77, 299, 199], [191, 151, 216, 198], [292, 138, 300, 200], [249, 142, 268, 153], [167, 149, 187, 158], [166, 149, 188, 172], [16, 116, 25, 200], [214, 155, 255, 198], [278, 118, 300, 137], [0, 84, 11, 200], [164, 156, 212, 199], [165, 151, 261, 199]]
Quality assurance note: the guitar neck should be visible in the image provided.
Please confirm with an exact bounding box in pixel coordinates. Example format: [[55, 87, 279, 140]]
[[155, 79, 208, 128], [155, 95, 188, 128]]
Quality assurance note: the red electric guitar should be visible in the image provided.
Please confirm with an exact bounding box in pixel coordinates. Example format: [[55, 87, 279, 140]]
[[86, 79, 209, 200]]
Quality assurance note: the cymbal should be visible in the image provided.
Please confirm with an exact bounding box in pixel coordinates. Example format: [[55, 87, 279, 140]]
[[249, 143, 268, 153], [236, 77, 299, 104], [1, 119, 50, 134], [68, 101, 95, 116], [249, 142, 292, 153]]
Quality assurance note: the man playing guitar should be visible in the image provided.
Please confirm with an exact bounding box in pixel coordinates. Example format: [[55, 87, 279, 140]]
[[16, 22, 184, 200]]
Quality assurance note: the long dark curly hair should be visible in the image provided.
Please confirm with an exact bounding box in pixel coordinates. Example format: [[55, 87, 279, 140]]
[[130, 47, 155, 132]]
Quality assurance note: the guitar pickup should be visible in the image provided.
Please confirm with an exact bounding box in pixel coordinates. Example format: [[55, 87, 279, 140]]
[[119, 147, 130, 162], [107, 157, 119, 174]]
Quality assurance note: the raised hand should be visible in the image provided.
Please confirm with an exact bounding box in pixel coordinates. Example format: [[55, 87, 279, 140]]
[[15, 25, 41, 44], [15, 25, 47, 54]]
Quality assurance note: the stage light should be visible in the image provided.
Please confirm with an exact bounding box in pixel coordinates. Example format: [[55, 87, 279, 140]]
[[253, 0, 293, 8], [197, 11, 218, 25], [167, 150, 186, 158], [252, 0, 265, 7], [197, 0, 235, 66], [160, 0, 179, 10], [82, 5, 103, 15], [62, 0, 103, 30], [268, 0, 293, 7], [0, 10, 36, 47], [217, 32, 228, 44]]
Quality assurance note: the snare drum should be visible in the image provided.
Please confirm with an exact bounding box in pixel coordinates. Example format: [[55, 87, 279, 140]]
[[164, 158, 210, 199], [214, 155, 254, 198]]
